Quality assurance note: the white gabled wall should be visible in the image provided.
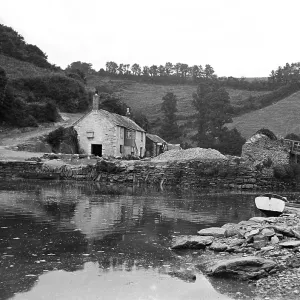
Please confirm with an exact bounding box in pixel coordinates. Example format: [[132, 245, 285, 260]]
[[74, 111, 117, 156], [135, 131, 146, 157]]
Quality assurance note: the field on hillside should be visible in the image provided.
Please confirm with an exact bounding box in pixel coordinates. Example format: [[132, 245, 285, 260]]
[[0, 54, 61, 79], [227, 91, 300, 139], [87, 76, 270, 123]]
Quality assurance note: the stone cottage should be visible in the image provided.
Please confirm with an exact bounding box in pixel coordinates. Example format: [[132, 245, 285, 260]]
[[73, 94, 146, 158], [242, 131, 290, 166], [146, 134, 167, 157]]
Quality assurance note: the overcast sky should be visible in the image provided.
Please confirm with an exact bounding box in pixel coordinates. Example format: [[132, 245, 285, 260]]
[[1, 0, 300, 77]]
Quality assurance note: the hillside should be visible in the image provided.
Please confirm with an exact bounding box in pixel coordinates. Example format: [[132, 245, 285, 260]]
[[87, 76, 270, 123], [0, 54, 60, 79], [227, 91, 300, 138]]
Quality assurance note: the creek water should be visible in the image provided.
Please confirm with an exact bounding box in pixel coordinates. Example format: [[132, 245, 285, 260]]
[[0, 179, 285, 300]]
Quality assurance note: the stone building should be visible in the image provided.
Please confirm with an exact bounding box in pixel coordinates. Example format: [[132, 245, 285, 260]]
[[146, 134, 167, 157], [73, 94, 146, 157], [242, 131, 290, 166]]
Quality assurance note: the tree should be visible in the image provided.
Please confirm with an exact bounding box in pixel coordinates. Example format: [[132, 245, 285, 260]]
[[165, 62, 173, 76], [158, 65, 165, 76], [173, 63, 181, 76], [0, 67, 7, 104], [204, 64, 215, 79], [192, 82, 244, 155], [159, 92, 181, 142], [131, 63, 141, 76], [180, 63, 189, 78], [66, 61, 95, 75], [149, 65, 158, 77], [105, 61, 118, 74], [142, 66, 150, 76]]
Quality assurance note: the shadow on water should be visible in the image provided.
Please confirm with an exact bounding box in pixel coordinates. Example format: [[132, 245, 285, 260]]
[[1, 179, 297, 300]]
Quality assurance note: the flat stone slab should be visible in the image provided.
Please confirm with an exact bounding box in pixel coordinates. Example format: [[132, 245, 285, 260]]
[[249, 217, 269, 223], [171, 235, 214, 249], [198, 227, 226, 237], [209, 242, 228, 252], [199, 256, 276, 280], [279, 240, 300, 248]]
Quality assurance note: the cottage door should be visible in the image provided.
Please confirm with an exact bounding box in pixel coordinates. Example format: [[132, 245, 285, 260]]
[[91, 144, 102, 157]]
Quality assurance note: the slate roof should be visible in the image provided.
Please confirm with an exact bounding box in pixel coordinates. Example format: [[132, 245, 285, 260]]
[[146, 133, 166, 144], [73, 109, 145, 132]]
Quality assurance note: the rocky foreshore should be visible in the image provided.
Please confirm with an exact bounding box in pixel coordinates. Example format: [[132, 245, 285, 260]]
[[171, 207, 300, 299]]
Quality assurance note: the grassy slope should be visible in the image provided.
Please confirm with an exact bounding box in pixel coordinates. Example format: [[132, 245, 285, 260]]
[[227, 91, 300, 138], [0, 54, 60, 79], [87, 76, 269, 123]]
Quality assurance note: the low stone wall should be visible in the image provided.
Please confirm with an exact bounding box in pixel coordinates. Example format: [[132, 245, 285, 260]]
[[0, 157, 295, 190]]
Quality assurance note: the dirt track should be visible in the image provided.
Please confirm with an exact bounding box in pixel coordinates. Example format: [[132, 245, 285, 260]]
[[0, 113, 83, 161]]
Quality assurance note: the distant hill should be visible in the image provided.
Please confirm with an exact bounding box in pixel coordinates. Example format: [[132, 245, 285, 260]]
[[87, 76, 269, 123], [227, 91, 300, 138]]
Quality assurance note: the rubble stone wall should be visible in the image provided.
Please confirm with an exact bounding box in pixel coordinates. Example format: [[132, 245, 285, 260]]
[[0, 157, 294, 190]]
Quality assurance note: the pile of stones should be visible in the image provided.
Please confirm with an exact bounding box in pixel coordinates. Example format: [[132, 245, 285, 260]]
[[170, 209, 300, 299]]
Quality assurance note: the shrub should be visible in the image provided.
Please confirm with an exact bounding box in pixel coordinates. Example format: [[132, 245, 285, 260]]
[[256, 128, 277, 140], [46, 127, 65, 149], [9, 74, 89, 112]]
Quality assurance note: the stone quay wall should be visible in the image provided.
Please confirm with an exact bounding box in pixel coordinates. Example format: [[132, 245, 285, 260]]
[[0, 157, 295, 190]]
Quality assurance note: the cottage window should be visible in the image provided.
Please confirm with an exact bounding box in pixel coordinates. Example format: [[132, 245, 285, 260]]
[[120, 145, 124, 153], [86, 131, 94, 139], [126, 130, 135, 139], [141, 132, 143, 142], [120, 128, 124, 139]]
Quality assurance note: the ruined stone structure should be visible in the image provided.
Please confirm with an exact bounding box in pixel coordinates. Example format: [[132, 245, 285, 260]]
[[146, 134, 167, 157], [242, 133, 290, 166]]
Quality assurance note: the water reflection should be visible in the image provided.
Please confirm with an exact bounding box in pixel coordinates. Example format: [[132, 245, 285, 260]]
[[0, 179, 269, 300]]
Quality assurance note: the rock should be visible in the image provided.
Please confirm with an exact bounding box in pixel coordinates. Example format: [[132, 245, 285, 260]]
[[279, 240, 300, 248], [260, 246, 274, 252], [286, 256, 300, 268], [209, 242, 228, 252], [198, 227, 226, 237], [229, 238, 245, 247], [222, 223, 239, 237], [271, 225, 294, 237], [261, 228, 275, 238], [245, 229, 260, 240], [292, 229, 300, 239], [171, 235, 214, 249], [249, 217, 269, 223], [199, 256, 276, 280], [271, 236, 280, 244], [238, 220, 260, 227], [168, 270, 196, 282]]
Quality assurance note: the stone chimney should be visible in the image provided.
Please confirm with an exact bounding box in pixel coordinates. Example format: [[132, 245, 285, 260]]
[[92, 91, 100, 110], [126, 107, 131, 118]]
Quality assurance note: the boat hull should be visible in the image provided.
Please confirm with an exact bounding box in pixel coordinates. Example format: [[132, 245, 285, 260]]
[[255, 194, 286, 217]]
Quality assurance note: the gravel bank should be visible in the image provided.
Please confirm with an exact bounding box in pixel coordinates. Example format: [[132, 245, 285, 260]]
[[151, 147, 228, 162]]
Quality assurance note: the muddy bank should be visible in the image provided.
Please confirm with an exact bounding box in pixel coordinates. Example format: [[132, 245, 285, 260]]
[[171, 206, 300, 299]]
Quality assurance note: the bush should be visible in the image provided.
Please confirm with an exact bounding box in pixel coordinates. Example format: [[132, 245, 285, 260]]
[[46, 127, 65, 149], [10, 74, 89, 112], [256, 128, 277, 140], [27, 101, 60, 123]]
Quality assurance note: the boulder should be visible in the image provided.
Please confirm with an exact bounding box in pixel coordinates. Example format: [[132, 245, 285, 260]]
[[261, 228, 275, 238], [279, 240, 300, 248], [286, 256, 300, 268], [168, 270, 196, 282], [271, 225, 294, 237], [209, 242, 228, 252], [198, 227, 226, 237], [171, 235, 214, 249], [271, 235, 280, 244], [245, 229, 260, 240], [222, 223, 240, 237], [199, 256, 276, 280]]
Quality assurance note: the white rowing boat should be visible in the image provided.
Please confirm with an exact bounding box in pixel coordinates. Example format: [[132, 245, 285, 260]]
[[255, 193, 288, 217]]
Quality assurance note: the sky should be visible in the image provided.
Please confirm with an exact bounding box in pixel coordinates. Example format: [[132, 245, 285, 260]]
[[1, 0, 300, 77]]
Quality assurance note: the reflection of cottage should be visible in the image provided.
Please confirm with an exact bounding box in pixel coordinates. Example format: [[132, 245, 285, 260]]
[[146, 134, 167, 157], [242, 130, 289, 166], [73, 94, 146, 157]]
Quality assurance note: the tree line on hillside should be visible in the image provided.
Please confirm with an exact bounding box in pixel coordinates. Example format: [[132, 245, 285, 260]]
[[67, 59, 300, 93], [159, 84, 245, 156], [0, 24, 59, 70]]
